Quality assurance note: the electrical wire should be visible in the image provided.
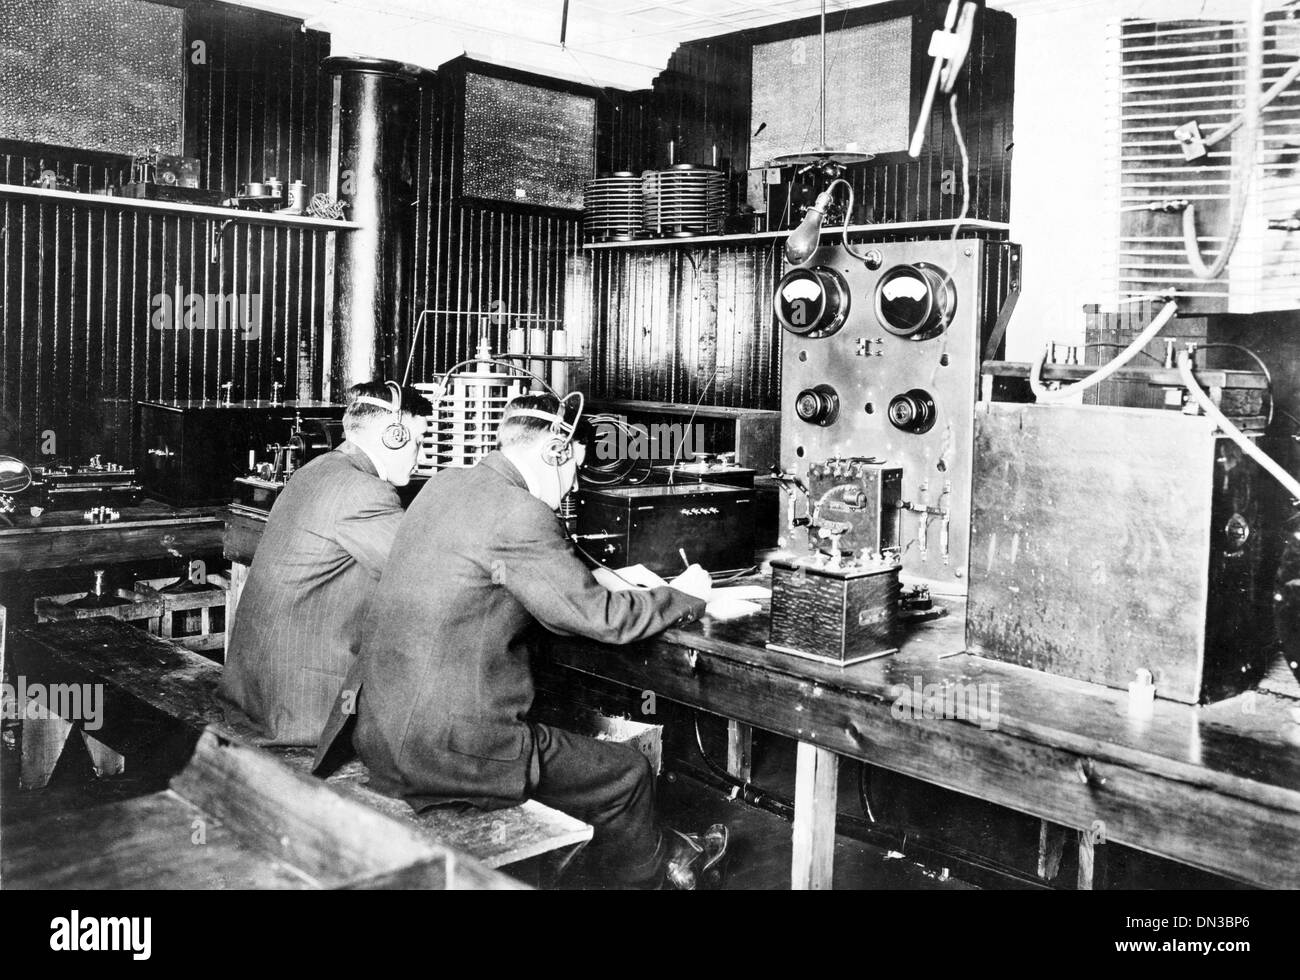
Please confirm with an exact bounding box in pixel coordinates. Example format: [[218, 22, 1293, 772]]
[[1083, 344, 1162, 364], [667, 364, 722, 485], [816, 177, 882, 265], [1178, 351, 1300, 502], [1200, 55, 1300, 151], [1197, 342, 1274, 427], [948, 92, 970, 240], [1176, 5, 1285, 280], [1030, 300, 1179, 403]]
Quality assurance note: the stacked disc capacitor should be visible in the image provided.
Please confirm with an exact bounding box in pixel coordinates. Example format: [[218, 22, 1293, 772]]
[[642, 164, 725, 238], [582, 172, 644, 243]]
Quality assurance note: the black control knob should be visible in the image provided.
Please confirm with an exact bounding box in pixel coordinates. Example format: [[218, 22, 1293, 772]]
[[795, 384, 840, 427], [888, 389, 937, 433], [774, 266, 850, 338], [875, 263, 956, 339]]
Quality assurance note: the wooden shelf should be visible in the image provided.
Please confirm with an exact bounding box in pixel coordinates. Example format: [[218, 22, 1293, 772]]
[[582, 218, 1010, 250], [0, 183, 362, 231]]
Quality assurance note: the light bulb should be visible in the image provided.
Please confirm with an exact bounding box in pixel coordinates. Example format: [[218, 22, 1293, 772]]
[[784, 190, 835, 266]]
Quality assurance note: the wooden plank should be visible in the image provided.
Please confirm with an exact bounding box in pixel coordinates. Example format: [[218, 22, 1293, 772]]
[[81, 731, 125, 777], [792, 741, 838, 890], [2, 791, 322, 890], [1038, 820, 1068, 881], [1078, 823, 1108, 891], [541, 637, 1300, 889], [581, 219, 1011, 250], [0, 182, 362, 230], [272, 748, 592, 869], [12, 619, 591, 869], [223, 507, 269, 566], [726, 719, 753, 783], [647, 603, 1300, 810], [171, 727, 467, 886], [226, 561, 250, 657], [19, 712, 75, 790], [0, 515, 225, 573]]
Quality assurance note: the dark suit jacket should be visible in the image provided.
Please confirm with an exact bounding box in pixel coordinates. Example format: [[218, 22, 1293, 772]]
[[220, 442, 403, 745], [314, 451, 705, 809]]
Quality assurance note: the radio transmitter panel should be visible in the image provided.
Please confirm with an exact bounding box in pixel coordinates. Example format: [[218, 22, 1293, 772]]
[[775, 239, 1021, 595]]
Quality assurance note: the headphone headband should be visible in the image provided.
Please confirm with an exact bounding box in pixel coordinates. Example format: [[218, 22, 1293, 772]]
[[506, 392, 585, 467], [508, 407, 571, 432], [353, 381, 402, 415]]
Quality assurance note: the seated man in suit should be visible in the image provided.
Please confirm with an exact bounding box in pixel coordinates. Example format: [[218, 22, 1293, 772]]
[[220, 381, 432, 746], [316, 393, 728, 888]]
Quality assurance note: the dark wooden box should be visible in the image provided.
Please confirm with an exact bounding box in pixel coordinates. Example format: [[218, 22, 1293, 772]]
[[767, 557, 901, 665], [576, 482, 756, 577]]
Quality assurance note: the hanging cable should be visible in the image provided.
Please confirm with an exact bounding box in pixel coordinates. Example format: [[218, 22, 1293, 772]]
[[1177, 1, 1269, 280], [949, 93, 970, 240], [1197, 342, 1274, 427], [1030, 300, 1179, 403], [1178, 351, 1300, 502]]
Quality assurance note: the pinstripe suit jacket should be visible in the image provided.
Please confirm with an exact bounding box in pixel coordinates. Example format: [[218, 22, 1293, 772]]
[[313, 451, 705, 809], [220, 441, 404, 746]]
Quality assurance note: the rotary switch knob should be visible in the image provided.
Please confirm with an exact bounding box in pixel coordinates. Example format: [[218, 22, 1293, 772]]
[[795, 384, 840, 427], [888, 389, 937, 433]]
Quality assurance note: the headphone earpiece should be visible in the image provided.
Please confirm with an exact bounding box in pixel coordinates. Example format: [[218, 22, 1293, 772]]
[[542, 437, 572, 467], [356, 381, 411, 451], [382, 419, 410, 451]]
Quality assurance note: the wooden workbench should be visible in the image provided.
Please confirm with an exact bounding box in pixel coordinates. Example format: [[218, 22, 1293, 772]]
[[0, 500, 225, 573], [539, 600, 1300, 890], [221, 510, 1300, 890]]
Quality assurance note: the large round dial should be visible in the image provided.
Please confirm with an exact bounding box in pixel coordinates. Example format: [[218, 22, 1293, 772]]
[[875, 263, 956, 339], [774, 266, 850, 338]]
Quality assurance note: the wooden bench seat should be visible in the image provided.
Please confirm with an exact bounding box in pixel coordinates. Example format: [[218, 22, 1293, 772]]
[[4, 726, 524, 890], [8, 617, 592, 874], [271, 748, 592, 869]]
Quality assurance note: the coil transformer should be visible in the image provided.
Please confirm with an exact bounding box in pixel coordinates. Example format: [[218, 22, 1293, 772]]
[[413, 343, 526, 475]]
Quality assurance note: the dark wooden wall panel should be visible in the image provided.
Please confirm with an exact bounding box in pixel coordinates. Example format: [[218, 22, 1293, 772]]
[[0, 193, 331, 461], [0, 0, 333, 463], [403, 72, 584, 388], [586, 0, 1016, 412]]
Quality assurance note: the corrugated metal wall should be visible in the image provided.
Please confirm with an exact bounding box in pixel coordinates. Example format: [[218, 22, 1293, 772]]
[[0, 2, 332, 463]]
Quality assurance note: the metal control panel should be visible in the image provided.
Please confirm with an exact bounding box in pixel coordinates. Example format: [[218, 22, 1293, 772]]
[[775, 239, 1020, 594]]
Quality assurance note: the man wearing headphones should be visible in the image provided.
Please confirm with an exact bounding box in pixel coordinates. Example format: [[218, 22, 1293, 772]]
[[221, 380, 432, 746], [316, 392, 723, 888]]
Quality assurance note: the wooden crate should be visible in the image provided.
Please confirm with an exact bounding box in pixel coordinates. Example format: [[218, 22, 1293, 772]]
[[134, 574, 228, 653]]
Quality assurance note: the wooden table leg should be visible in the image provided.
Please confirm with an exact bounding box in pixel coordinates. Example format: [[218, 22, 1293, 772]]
[[20, 712, 75, 789], [81, 731, 125, 777], [726, 720, 753, 783], [1038, 819, 1068, 881], [792, 740, 839, 890], [225, 561, 249, 661], [1077, 821, 1107, 890]]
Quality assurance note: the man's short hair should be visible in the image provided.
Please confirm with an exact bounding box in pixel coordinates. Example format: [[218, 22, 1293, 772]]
[[343, 381, 433, 436], [499, 393, 593, 450]]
